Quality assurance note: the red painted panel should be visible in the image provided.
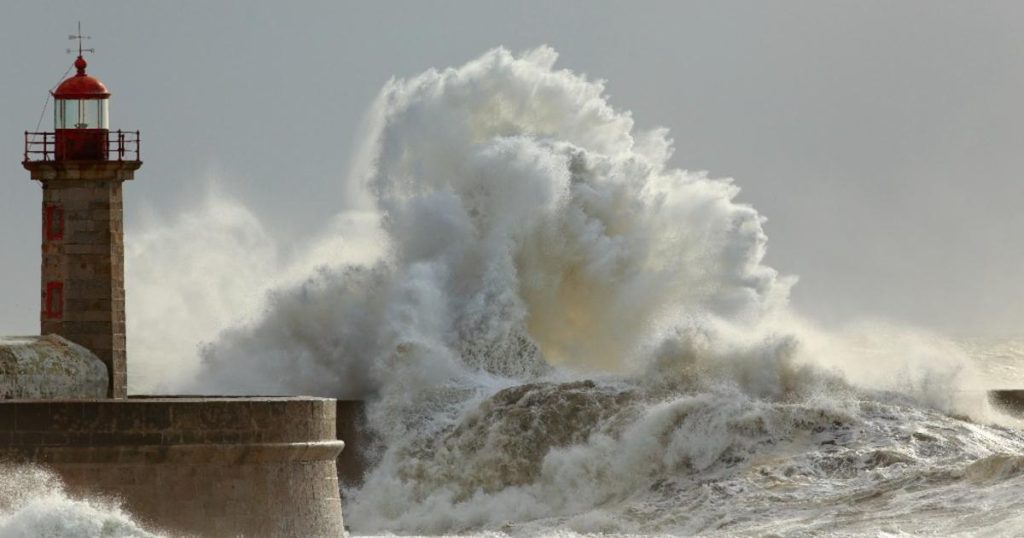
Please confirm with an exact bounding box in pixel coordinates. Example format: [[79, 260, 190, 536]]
[[55, 129, 109, 161], [44, 204, 64, 241], [45, 281, 63, 319]]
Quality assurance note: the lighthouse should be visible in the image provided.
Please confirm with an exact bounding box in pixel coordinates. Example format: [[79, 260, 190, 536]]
[[22, 31, 141, 399], [0, 28, 352, 536]]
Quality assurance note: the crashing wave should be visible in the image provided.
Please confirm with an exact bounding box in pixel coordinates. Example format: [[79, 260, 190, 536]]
[[122, 47, 1024, 535]]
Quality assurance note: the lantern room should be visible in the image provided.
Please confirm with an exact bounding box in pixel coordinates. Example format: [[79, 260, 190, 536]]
[[52, 55, 111, 160], [55, 57, 110, 129]]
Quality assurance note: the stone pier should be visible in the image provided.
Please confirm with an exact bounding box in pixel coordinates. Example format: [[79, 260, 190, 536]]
[[0, 397, 345, 537]]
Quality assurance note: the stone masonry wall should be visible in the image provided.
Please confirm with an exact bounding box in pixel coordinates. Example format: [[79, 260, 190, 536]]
[[41, 179, 125, 398], [0, 397, 345, 537], [27, 161, 140, 399]]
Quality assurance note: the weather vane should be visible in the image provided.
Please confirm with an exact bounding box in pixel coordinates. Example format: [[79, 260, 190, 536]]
[[67, 21, 94, 57]]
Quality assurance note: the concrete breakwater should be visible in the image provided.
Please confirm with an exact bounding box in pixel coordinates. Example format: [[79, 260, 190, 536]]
[[0, 396, 345, 537], [0, 335, 106, 399]]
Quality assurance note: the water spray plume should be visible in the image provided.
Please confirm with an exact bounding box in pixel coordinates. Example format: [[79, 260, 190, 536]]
[[114, 47, 1024, 535]]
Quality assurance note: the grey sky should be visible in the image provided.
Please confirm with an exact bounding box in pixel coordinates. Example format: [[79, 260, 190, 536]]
[[1, 1, 1022, 337]]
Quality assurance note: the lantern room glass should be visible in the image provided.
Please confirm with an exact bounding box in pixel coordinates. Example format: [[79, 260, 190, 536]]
[[54, 99, 108, 129]]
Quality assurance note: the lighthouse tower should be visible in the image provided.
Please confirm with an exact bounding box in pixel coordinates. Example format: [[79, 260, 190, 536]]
[[22, 33, 141, 399]]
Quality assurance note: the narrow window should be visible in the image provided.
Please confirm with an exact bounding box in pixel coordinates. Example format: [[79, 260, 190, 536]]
[[45, 281, 63, 319], [44, 204, 64, 240]]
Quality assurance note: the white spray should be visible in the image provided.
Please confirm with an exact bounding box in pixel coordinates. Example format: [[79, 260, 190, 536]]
[[120, 47, 1023, 535], [0, 466, 162, 538]]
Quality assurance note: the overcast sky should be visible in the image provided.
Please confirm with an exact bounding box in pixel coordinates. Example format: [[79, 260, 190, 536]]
[[1, 1, 1022, 337]]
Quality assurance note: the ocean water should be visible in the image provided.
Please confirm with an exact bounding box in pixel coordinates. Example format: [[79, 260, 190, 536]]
[[5, 47, 1024, 537], [339, 336, 1024, 537], [3, 338, 1023, 537]]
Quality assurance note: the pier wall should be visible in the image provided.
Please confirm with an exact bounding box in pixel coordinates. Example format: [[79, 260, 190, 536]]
[[0, 397, 345, 537]]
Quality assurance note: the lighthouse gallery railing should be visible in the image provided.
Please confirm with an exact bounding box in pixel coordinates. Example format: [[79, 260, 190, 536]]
[[23, 130, 141, 163]]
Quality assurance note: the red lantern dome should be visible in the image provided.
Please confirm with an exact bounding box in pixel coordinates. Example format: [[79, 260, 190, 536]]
[[53, 57, 110, 99], [51, 56, 111, 159]]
